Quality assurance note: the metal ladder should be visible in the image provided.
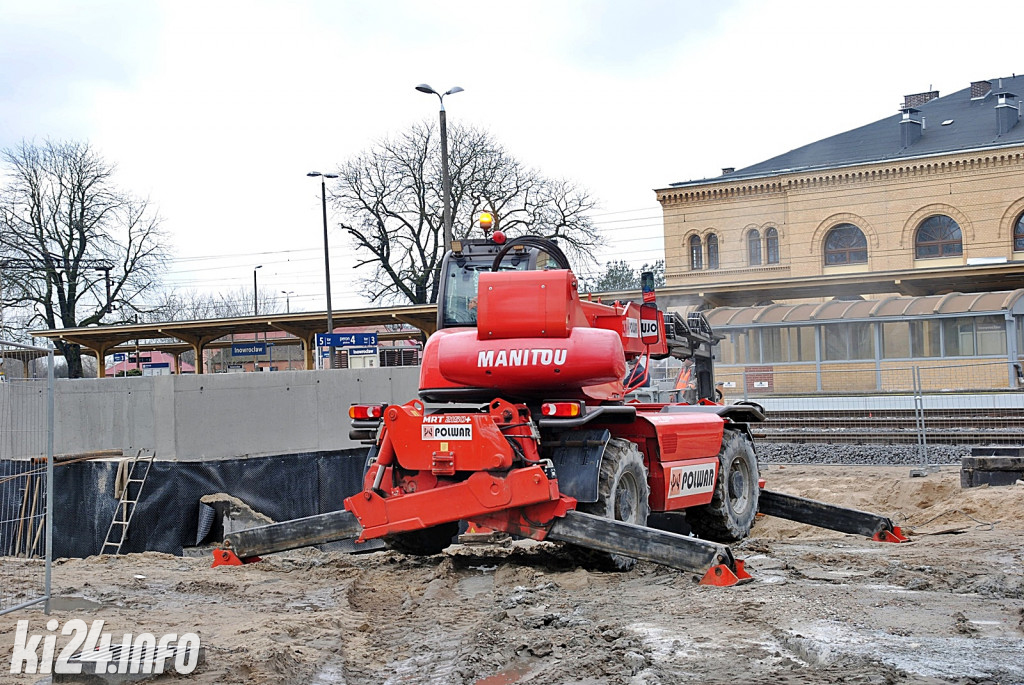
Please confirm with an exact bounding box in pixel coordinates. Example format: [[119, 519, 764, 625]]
[[100, 450, 156, 555]]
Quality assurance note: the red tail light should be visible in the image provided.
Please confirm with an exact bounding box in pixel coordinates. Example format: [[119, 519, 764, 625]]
[[349, 404, 384, 420], [541, 401, 583, 418]]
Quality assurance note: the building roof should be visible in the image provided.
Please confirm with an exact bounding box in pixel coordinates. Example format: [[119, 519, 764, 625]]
[[671, 74, 1024, 187]]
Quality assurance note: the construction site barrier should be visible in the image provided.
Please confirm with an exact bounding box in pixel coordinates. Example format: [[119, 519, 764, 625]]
[[0, 341, 54, 615]]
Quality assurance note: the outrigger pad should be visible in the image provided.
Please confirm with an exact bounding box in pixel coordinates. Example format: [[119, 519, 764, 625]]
[[872, 526, 909, 543], [210, 549, 261, 568], [699, 559, 752, 587]]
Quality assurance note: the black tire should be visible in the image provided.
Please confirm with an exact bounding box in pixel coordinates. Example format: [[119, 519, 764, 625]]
[[384, 521, 459, 556], [686, 429, 759, 543], [576, 438, 651, 571]]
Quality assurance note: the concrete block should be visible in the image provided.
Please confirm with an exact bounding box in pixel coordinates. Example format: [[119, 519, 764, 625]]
[[961, 450, 1024, 488]]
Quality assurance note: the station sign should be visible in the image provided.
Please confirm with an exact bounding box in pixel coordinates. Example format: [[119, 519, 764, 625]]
[[316, 333, 378, 347], [347, 346, 378, 357], [231, 342, 267, 356]]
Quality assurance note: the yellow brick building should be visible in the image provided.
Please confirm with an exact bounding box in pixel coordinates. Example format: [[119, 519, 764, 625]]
[[657, 77, 1024, 305], [653, 75, 1024, 392]]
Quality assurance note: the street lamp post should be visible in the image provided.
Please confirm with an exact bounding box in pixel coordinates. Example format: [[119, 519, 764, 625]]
[[280, 290, 295, 314], [307, 171, 339, 368], [415, 84, 463, 249], [253, 265, 262, 316]]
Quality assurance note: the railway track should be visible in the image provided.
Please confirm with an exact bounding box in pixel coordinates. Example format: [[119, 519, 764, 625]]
[[753, 408, 1024, 445]]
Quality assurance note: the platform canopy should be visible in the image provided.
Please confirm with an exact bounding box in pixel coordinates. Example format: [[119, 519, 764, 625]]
[[32, 304, 437, 376]]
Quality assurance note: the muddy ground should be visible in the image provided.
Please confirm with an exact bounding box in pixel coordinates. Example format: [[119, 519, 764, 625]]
[[3, 464, 1024, 684]]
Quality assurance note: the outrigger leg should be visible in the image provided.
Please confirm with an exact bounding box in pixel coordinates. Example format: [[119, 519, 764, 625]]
[[758, 489, 909, 543], [546, 511, 751, 586], [212, 509, 363, 567]]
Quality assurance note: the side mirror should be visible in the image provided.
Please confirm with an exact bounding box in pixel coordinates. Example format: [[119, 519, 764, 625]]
[[640, 271, 656, 303], [640, 303, 661, 345]]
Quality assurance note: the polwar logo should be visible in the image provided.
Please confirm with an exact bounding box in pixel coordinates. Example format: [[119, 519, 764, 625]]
[[422, 424, 474, 440], [667, 463, 717, 498], [623, 318, 639, 338], [10, 619, 200, 676]]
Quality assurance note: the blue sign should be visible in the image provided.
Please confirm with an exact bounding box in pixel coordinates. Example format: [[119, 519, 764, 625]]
[[113, 353, 126, 362], [142, 362, 169, 369], [348, 346, 378, 357], [316, 333, 378, 347], [232, 342, 267, 356]]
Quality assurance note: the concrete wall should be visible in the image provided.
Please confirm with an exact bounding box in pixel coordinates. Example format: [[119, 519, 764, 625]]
[[50, 367, 421, 461]]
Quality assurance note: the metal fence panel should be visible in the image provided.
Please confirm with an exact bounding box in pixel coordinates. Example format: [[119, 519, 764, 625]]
[[0, 341, 54, 615], [716, 360, 1024, 468]]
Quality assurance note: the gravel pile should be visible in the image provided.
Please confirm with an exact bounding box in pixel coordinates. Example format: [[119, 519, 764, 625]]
[[755, 442, 971, 465]]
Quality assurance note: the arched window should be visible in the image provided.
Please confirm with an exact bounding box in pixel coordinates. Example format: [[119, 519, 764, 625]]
[[824, 223, 868, 265], [915, 215, 962, 258], [747, 229, 761, 266], [765, 227, 779, 264], [707, 233, 719, 270], [1015, 211, 1024, 251], [689, 235, 703, 270]]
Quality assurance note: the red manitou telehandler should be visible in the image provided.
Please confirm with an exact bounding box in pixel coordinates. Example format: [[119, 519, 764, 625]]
[[215, 222, 907, 586]]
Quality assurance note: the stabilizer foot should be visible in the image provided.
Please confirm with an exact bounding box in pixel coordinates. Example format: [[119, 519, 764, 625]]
[[699, 559, 752, 587], [872, 526, 909, 543], [211, 549, 261, 567]]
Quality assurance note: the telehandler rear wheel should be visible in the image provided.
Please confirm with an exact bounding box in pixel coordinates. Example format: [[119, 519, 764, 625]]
[[686, 429, 759, 543], [384, 521, 459, 556], [576, 438, 651, 571]]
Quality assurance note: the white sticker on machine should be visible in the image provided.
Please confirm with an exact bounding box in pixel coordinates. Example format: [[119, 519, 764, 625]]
[[422, 424, 474, 441], [667, 462, 717, 498]]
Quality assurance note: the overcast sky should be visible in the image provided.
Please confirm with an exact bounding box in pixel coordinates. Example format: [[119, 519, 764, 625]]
[[2, 0, 1023, 313]]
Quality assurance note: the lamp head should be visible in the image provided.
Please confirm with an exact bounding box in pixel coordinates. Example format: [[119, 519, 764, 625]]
[[307, 172, 322, 177], [415, 84, 437, 95], [445, 86, 464, 96]]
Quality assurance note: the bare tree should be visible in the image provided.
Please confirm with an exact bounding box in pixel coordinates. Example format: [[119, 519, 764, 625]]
[[146, 287, 283, 322], [582, 259, 666, 293], [0, 140, 167, 377], [332, 121, 601, 305]]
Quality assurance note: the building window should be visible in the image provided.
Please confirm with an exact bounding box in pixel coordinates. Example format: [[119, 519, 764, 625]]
[[824, 322, 874, 360], [915, 215, 963, 258], [707, 233, 719, 270], [881, 321, 910, 359], [747, 229, 761, 266], [1015, 212, 1024, 251], [689, 235, 703, 270], [824, 223, 868, 265], [765, 227, 779, 264]]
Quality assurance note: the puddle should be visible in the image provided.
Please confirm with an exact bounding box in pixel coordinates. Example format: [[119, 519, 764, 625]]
[[782, 620, 1024, 680], [49, 595, 109, 611]]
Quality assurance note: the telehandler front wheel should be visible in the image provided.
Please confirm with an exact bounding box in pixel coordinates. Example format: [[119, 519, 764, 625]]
[[686, 429, 759, 543], [576, 438, 651, 571]]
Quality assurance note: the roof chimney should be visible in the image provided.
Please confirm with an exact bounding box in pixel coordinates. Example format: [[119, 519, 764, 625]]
[[971, 80, 992, 99], [900, 106, 923, 147], [903, 91, 939, 108], [996, 92, 1019, 135]]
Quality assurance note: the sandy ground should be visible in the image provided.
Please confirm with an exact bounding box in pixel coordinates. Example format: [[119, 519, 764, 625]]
[[2, 464, 1024, 684]]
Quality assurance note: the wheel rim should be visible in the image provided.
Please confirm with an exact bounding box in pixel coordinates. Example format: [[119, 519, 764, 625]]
[[615, 471, 640, 523], [727, 455, 752, 515]]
